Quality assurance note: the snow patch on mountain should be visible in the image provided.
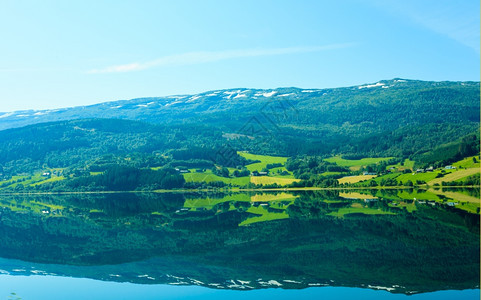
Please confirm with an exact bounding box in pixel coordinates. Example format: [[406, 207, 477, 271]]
[[0, 112, 14, 119], [358, 82, 385, 89], [278, 93, 294, 97], [186, 95, 202, 103]]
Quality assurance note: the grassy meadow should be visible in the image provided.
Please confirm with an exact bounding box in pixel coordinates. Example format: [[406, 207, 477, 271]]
[[325, 155, 393, 170]]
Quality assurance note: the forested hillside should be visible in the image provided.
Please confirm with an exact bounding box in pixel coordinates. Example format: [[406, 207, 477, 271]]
[[0, 79, 478, 190]]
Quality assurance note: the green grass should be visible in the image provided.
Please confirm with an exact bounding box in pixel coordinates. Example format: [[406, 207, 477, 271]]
[[372, 172, 401, 183], [250, 192, 298, 202], [269, 167, 294, 177], [428, 168, 480, 185], [325, 156, 393, 167], [338, 175, 376, 184], [239, 206, 289, 226], [183, 170, 250, 186], [328, 207, 395, 217], [238, 152, 288, 172], [395, 190, 442, 201], [31, 176, 66, 186], [402, 159, 415, 170], [319, 171, 346, 177], [184, 194, 251, 209], [452, 155, 480, 169], [3, 174, 46, 189], [250, 176, 300, 186], [385, 159, 415, 171], [0, 197, 64, 215], [395, 171, 443, 184]]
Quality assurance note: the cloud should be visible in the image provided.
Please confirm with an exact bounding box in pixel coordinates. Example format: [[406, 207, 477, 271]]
[[87, 43, 356, 74]]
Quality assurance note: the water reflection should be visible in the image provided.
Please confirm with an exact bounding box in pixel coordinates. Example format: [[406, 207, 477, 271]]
[[0, 189, 478, 294]]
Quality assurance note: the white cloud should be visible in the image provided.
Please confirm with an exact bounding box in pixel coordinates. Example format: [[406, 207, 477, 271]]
[[87, 43, 356, 74]]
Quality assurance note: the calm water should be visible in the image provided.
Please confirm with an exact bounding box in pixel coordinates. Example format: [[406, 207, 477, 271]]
[[0, 189, 478, 299], [1, 276, 479, 300]]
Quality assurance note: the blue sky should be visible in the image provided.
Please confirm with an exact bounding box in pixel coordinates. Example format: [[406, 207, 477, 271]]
[[0, 0, 479, 112]]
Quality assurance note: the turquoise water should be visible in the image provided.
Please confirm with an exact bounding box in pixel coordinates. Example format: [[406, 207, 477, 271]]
[[0, 275, 479, 300]]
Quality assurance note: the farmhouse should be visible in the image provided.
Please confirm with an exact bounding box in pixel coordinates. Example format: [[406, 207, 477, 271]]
[[252, 201, 269, 207], [251, 171, 268, 176]]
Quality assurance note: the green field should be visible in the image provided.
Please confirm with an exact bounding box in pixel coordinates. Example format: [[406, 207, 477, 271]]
[[250, 176, 300, 186], [339, 192, 378, 199], [1, 174, 66, 189], [183, 170, 250, 186], [394, 190, 442, 201], [338, 175, 376, 184], [371, 172, 401, 183], [31, 176, 66, 186], [325, 156, 393, 168], [0, 197, 64, 215], [184, 195, 250, 210], [239, 206, 289, 226], [427, 168, 480, 185], [250, 192, 298, 202], [452, 155, 480, 169], [269, 167, 296, 178], [238, 152, 289, 172], [328, 206, 395, 217], [395, 172, 441, 184]]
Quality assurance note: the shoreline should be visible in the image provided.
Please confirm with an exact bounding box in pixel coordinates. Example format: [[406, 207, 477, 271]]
[[0, 185, 479, 196]]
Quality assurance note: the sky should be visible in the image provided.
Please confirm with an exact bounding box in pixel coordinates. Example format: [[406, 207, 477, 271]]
[[0, 0, 479, 112]]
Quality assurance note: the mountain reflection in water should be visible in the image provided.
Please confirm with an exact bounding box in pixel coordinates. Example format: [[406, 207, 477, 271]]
[[0, 189, 478, 294]]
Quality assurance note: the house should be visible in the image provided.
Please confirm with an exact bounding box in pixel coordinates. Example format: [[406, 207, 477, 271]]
[[425, 166, 434, 172], [42, 172, 51, 177], [445, 165, 456, 170], [362, 172, 376, 176], [179, 169, 190, 173], [251, 171, 268, 176], [252, 201, 269, 207], [415, 169, 424, 173]]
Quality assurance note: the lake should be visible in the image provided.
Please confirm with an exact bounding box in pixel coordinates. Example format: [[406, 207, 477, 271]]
[[0, 188, 479, 299]]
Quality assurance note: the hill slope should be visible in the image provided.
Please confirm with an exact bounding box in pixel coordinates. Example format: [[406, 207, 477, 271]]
[[0, 79, 478, 178]]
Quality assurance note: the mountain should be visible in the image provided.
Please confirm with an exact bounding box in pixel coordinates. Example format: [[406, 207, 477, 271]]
[[0, 79, 478, 132], [0, 79, 478, 185]]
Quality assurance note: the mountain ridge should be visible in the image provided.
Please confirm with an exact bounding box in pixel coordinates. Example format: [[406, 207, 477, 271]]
[[0, 78, 478, 131]]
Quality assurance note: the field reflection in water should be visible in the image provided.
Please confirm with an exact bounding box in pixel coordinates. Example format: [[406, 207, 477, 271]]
[[0, 188, 478, 299]]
